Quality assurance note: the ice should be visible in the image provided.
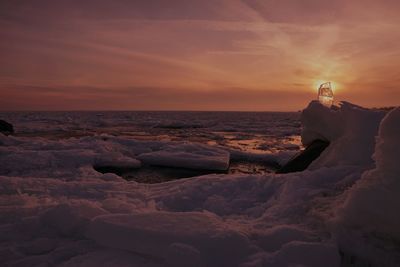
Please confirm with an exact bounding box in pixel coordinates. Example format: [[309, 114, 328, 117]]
[[0, 134, 229, 176], [0, 103, 399, 266], [59, 249, 164, 267], [18, 238, 58, 256], [263, 241, 341, 267], [40, 202, 108, 237], [301, 101, 386, 169], [333, 107, 400, 264], [138, 143, 230, 171], [86, 211, 251, 266]]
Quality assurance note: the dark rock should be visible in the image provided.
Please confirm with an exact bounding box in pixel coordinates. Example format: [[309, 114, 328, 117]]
[[276, 139, 329, 174], [0, 120, 14, 135]]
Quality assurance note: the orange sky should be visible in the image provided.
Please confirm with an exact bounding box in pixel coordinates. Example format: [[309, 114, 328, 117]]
[[1, 0, 399, 111]]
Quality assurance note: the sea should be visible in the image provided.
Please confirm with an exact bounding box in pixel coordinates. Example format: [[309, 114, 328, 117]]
[[0, 111, 302, 182]]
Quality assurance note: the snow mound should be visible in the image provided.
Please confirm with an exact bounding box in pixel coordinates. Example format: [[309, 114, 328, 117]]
[[263, 241, 340, 267], [339, 107, 400, 239], [1, 103, 399, 266], [59, 249, 163, 267], [302, 101, 385, 169], [239, 240, 341, 267], [41, 202, 108, 237], [138, 143, 230, 171], [86, 211, 251, 267]]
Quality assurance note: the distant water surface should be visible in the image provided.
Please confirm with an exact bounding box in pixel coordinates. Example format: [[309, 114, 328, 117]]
[[1, 111, 302, 180], [1, 111, 301, 152]]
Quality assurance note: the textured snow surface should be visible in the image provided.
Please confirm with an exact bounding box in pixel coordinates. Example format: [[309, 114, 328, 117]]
[[86, 211, 251, 267], [0, 103, 399, 266]]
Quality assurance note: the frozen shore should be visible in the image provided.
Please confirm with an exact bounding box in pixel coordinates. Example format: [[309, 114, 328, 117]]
[[0, 102, 399, 266]]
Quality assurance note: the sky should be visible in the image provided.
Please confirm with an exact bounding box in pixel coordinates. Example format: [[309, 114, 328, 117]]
[[0, 0, 400, 111]]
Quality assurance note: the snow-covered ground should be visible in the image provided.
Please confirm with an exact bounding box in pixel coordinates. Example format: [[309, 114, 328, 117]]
[[0, 102, 399, 266]]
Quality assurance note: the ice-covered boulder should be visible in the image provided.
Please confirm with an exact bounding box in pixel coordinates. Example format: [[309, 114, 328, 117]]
[[301, 101, 386, 169], [138, 143, 230, 171]]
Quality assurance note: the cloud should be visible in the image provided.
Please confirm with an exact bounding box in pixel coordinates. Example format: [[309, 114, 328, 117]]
[[0, 84, 313, 111], [0, 0, 399, 110]]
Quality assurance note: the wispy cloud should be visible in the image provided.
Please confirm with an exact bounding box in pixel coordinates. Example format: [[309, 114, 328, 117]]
[[1, 0, 400, 110]]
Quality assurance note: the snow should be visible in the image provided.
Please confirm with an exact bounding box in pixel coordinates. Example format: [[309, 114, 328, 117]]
[[0, 103, 399, 266], [263, 241, 341, 267], [302, 101, 386, 169], [332, 107, 400, 265], [0, 135, 232, 178], [59, 249, 163, 267], [138, 143, 230, 170], [86, 211, 252, 267]]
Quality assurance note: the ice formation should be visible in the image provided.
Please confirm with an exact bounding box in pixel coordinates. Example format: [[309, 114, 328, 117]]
[[0, 102, 399, 266], [334, 107, 400, 266], [138, 143, 230, 171], [302, 101, 385, 168]]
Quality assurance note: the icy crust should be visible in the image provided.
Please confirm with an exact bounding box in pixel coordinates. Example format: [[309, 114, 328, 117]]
[[0, 102, 399, 266], [301, 101, 386, 169]]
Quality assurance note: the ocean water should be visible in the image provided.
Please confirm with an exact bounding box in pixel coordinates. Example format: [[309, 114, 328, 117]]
[[1, 111, 302, 181]]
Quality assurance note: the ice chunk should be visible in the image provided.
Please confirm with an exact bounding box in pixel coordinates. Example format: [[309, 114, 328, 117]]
[[301, 101, 386, 168], [138, 143, 230, 171], [85, 211, 251, 267], [95, 154, 141, 169], [318, 82, 334, 108], [339, 107, 400, 239]]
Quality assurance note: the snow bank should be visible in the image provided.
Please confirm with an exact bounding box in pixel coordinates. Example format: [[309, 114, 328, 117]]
[[86, 211, 251, 267], [138, 143, 230, 171], [338, 107, 400, 239], [59, 249, 163, 267], [1, 103, 399, 266], [41, 202, 108, 237], [0, 165, 354, 266], [302, 101, 385, 169], [250, 241, 340, 267]]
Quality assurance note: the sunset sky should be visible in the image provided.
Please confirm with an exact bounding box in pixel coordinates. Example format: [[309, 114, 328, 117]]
[[1, 0, 399, 111]]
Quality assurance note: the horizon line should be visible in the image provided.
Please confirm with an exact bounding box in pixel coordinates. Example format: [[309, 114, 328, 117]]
[[0, 109, 301, 113]]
